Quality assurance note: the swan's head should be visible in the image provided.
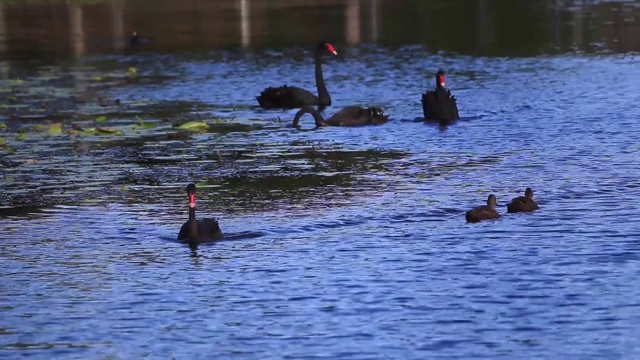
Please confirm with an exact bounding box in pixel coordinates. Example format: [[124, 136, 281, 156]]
[[318, 41, 338, 56], [487, 194, 498, 208], [186, 183, 197, 208], [436, 70, 446, 88], [525, 187, 534, 200]]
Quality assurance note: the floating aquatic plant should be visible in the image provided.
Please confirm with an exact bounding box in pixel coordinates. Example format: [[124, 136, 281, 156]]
[[177, 121, 209, 132], [70, 124, 124, 136]]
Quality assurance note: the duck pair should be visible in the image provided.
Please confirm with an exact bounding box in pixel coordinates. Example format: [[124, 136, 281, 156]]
[[465, 188, 539, 223], [255, 42, 455, 127]]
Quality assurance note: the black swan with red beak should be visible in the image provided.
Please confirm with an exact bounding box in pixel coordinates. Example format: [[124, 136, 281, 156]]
[[421, 70, 460, 124], [292, 105, 389, 127], [177, 184, 223, 245], [256, 42, 337, 109]]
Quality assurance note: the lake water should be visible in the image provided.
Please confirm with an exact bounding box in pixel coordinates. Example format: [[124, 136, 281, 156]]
[[1, 0, 640, 359]]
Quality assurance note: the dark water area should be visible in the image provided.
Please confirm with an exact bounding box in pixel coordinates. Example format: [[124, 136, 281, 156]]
[[1, 0, 640, 57], [2, 0, 640, 359]]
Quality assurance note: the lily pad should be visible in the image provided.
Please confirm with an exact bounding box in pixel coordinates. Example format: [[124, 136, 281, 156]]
[[177, 121, 208, 132], [47, 123, 62, 136], [76, 127, 97, 135], [131, 120, 157, 130], [96, 127, 123, 135], [32, 123, 62, 136], [96, 115, 107, 123], [1, 145, 16, 154]]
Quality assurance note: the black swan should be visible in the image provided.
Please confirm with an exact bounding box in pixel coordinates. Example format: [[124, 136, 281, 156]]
[[421, 70, 460, 124], [466, 194, 500, 223], [256, 42, 337, 109], [177, 183, 223, 244], [292, 105, 389, 127], [506, 188, 539, 213]]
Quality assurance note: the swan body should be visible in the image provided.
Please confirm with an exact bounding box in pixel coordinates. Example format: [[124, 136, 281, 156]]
[[466, 194, 500, 223], [292, 105, 389, 127], [177, 219, 222, 243], [257, 42, 337, 109]]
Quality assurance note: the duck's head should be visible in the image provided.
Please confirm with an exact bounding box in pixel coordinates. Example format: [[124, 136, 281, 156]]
[[487, 194, 498, 208], [525, 187, 534, 200]]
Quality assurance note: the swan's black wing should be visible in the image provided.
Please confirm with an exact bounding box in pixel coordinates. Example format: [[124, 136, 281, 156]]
[[177, 218, 223, 242], [196, 218, 224, 242], [256, 85, 319, 109], [177, 220, 191, 241], [324, 106, 365, 125], [422, 88, 459, 123], [322, 106, 390, 126]]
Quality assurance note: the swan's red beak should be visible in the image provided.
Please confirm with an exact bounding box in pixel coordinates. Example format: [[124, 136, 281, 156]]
[[326, 43, 337, 56], [188, 193, 196, 208], [437, 74, 446, 88]]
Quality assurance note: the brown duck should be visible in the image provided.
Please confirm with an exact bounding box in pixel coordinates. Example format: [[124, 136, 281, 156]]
[[466, 194, 500, 223], [506, 188, 539, 213]]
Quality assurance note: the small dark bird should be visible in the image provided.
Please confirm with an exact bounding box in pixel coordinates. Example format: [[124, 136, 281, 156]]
[[421, 70, 460, 125], [466, 194, 500, 223], [177, 184, 223, 245], [506, 187, 539, 213], [129, 31, 140, 46], [292, 105, 389, 127]]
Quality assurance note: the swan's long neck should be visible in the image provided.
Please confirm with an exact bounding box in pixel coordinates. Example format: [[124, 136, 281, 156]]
[[292, 106, 326, 127], [315, 52, 331, 106], [189, 194, 199, 243]]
